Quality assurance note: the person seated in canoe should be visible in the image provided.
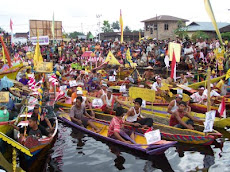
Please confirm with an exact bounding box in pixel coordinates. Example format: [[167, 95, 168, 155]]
[[11, 115, 51, 142], [151, 77, 163, 96], [74, 90, 95, 117], [178, 74, 188, 86], [190, 86, 207, 104], [203, 84, 221, 99], [108, 107, 137, 144], [169, 101, 203, 130], [87, 77, 100, 92], [70, 96, 101, 132], [125, 98, 153, 128], [101, 88, 124, 114], [97, 83, 108, 98], [32, 104, 54, 132], [142, 66, 154, 81], [19, 74, 29, 85], [167, 94, 183, 114]]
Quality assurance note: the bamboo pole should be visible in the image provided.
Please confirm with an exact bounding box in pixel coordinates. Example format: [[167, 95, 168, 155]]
[[207, 67, 211, 112]]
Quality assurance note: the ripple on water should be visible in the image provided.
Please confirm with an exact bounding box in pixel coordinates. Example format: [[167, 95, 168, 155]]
[[48, 123, 230, 172]]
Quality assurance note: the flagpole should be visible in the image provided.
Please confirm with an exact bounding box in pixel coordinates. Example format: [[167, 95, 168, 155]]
[[207, 67, 211, 112]]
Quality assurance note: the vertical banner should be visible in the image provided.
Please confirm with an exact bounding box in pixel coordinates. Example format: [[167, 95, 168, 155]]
[[204, 0, 223, 45]]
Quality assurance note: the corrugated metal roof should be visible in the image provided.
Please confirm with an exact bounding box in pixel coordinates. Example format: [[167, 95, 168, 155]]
[[141, 15, 189, 22], [187, 22, 230, 31]]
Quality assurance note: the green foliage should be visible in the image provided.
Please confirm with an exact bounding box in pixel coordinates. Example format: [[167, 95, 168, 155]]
[[174, 20, 188, 39], [191, 31, 209, 42], [102, 20, 114, 32], [87, 31, 94, 39], [221, 32, 230, 40], [111, 21, 120, 30], [124, 26, 132, 32], [0, 27, 5, 33], [68, 31, 85, 38]]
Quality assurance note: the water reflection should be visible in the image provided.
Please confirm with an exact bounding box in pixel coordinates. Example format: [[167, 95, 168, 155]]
[[108, 142, 174, 172], [175, 143, 215, 171]]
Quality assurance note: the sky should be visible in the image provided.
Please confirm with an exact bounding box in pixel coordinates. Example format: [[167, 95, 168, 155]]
[[1, 0, 230, 36]]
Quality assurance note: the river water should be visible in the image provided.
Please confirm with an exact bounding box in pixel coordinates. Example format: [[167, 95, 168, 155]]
[[24, 122, 228, 172]]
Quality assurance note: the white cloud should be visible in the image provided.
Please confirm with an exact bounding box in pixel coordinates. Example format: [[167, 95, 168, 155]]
[[0, 0, 230, 35]]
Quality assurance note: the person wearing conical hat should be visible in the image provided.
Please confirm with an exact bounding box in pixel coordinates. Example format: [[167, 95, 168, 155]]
[[142, 66, 154, 81]]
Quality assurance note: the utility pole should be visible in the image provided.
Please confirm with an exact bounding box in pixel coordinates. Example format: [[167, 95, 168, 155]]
[[96, 14, 102, 42], [156, 14, 158, 41]]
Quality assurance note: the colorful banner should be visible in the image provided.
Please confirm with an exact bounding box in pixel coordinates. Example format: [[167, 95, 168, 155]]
[[36, 62, 53, 73], [169, 42, 181, 62], [129, 87, 155, 102], [119, 9, 123, 43], [0, 92, 9, 103], [204, 0, 224, 45], [30, 36, 49, 45]]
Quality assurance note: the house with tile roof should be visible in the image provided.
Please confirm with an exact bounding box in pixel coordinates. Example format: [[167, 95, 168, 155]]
[[141, 15, 189, 40]]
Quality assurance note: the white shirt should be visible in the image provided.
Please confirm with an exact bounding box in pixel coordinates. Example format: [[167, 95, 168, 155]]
[[203, 89, 220, 97], [184, 47, 194, 59], [190, 92, 207, 103], [151, 82, 161, 91]]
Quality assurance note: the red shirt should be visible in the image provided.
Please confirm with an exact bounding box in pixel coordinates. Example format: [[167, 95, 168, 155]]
[[108, 116, 123, 137], [169, 111, 185, 126]]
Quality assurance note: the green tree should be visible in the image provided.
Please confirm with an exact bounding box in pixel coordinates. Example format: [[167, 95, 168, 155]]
[[191, 31, 209, 42], [112, 21, 120, 30], [124, 26, 131, 32], [87, 31, 94, 39], [221, 32, 230, 40], [102, 20, 113, 32], [68, 31, 84, 38], [174, 20, 188, 39]]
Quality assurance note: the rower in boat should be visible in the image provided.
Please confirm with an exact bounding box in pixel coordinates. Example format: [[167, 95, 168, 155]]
[[179, 74, 188, 86], [190, 86, 207, 104], [151, 76, 163, 96], [142, 66, 154, 81], [169, 101, 203, 130], [70, 96, 101, 132], [108, 107, 136, 144], [97, 83, 108, 98], [167, 94, 183, 114], [74, 90, 95, 117], [203, 84, 220, 98], [101, 88, 124, 114], [32, 104, 54, 132], [11, 115, 51, 142], [125, 98, 153, 128]]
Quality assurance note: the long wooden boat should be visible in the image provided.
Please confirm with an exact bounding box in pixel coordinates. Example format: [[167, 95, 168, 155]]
[[17, 105, 58, 159], [94, 111, 221, 145], [0, 64, 29, 80], [188, 75, 226, 90], [58, 113, 176, 155], [117, 97, 230, 128]]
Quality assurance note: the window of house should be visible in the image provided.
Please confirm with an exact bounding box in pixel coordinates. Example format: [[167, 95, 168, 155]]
[[164, 23, 169, 30], [154, 24, 158, 30], [146, 24, 149, 31], [150, 27, 153, 34]]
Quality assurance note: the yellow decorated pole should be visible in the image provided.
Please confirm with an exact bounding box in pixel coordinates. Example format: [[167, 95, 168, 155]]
[[12, 148, 16, 172], [207, 68, 211, 112]]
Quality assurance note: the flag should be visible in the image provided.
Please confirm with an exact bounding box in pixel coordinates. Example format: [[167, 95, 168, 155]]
[[218, 97, 226, 118], [170, 49, 176, 81], [0, 36, 12, 67], [10, 19, 14, 46], [226, 69, 230, 80], [2, 48, 6, 64], [33, 31, 43, 68], [126, 48, 132, 66], [119, 9, 123, 43], [51, 12, 55, 40], [204, 0, 224, 45]]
